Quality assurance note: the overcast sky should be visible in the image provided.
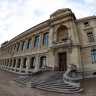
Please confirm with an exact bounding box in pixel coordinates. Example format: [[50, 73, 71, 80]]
[[0, 0, 96, 45]]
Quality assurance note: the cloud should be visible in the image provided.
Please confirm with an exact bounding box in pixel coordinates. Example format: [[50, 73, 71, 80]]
[[0, 0, 96, 45]]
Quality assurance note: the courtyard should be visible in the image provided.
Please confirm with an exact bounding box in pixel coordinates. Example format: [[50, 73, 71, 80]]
[[0, 69, 96, 96]]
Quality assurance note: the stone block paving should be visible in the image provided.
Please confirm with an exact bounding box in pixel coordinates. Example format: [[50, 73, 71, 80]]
[[0, 69, 96, 96]]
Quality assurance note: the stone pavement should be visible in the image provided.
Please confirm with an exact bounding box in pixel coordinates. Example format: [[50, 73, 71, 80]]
[[0, 69, 96, 96]]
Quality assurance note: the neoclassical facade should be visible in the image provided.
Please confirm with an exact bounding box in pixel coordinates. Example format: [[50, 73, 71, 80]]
[[0, 8, 96, 77]]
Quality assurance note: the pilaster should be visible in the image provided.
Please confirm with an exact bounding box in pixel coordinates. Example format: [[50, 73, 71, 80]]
[[35, 56, 40, 71], [20, 58, 24, 69], [26, 56, 31, 70], [49, 26, 54, 47]]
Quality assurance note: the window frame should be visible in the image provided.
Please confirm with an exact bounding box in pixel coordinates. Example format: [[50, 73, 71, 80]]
[[87, 32, 95, 43], [23, 58, 27, 68], [43, 32, 49, 45], [27, 38, 32, 49], [21, 41, 25, 50], [91, 50, 96, 63], [40, 56, 46, 68], [18, 59, 21, 68], [17, 43, 20, 51], [34, 36, 39, 47], [31, 57, 36, 69], [84, 21, 89, 27]]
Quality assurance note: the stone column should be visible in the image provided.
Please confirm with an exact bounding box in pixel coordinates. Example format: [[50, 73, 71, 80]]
[[31, 36, 34, 51], [4, 60, 6, 68], [69, 20, 75, 41], [20, 58, 24, 72], [3, 60, 5, 67], [6, 59, 8, 67], [35, 56, 40, 71], [49, 26, 54, 47], [20, 58, 24, 69], [39, 33, 42, 50], [11, 58, 14, 70], [8, 59, 11, 69], [19, 42, 22, 52], [15, 58, 18, 71], [26, 57, 30, 69], [15, 43, 18, 53], [69, 46, 81, 70], [24, 39, 28, 53]]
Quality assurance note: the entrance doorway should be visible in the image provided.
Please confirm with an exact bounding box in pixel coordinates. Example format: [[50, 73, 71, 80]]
[[59, 52, 67, 71]]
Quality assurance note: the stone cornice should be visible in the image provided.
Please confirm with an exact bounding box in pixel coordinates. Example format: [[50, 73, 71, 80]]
[[81, 43, 96, 48], [2, 19, 50, 48], [76, 15, 96, 23]]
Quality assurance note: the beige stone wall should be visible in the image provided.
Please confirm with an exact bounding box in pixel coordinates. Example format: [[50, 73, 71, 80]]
[[76, 17, 96, 46], [81, 47, 96, 70], [0, 8, 96, 76], [76, 16, 96, 74]]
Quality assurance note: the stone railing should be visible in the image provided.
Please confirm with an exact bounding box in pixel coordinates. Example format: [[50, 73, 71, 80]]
[[52, 40, 71, 47], [40, 65, 53, 72], [63, 64, 83, 88]]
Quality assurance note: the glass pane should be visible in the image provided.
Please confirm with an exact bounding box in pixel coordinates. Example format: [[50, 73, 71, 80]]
[[92, 55, 95, 62]]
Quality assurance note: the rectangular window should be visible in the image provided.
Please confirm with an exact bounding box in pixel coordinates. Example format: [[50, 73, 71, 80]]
[[34, 36, 39, 47], [84, 22, 89, 27], [91, 50, 96, 63], [87, 32, 95, 43], [27, 38, 32, 49], [43, 32, 49, 45], [18, 59, 21, 68], [31, 58, 36, 69], [23, 58, 27, 68]]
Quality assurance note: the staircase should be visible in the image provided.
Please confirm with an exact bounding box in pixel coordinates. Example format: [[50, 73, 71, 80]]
[[14, 71, 83, 93]]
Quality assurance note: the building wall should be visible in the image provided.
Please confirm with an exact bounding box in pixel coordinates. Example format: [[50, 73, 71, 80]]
[[76, 16, 96, 76], [0, 8, 96, 76]]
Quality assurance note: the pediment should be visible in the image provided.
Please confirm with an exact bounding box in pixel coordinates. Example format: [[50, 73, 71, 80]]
[[50, 8, 71, 18]]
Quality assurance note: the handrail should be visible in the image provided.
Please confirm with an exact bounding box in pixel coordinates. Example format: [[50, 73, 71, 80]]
[[63, 64, 83, 87]]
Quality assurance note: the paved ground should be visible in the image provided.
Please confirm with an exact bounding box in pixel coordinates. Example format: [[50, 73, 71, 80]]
[[0, 69, 96, 96]]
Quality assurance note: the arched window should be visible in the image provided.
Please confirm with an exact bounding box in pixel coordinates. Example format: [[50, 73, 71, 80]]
[[57, 25, 68, 42], [21, 41, 25, 50], [34, 36, 39, 47], [31, 57, 36, 69], [40, 56, 46, 68], [43, 32, 49, 45], [27, 38, 32, 49], [17, 43, 20, 51], [91, 50, 96, 63]]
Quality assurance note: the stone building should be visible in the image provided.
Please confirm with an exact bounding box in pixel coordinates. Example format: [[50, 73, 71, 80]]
[[0, 8, 96, 77]]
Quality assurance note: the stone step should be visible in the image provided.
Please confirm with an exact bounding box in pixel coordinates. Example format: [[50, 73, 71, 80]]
[[30, 78, 63, 85], [36, 82, 71, 87], [36, 84, 75, 89], [35, 86, 83, 93], [21, 77, 31, 84]]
